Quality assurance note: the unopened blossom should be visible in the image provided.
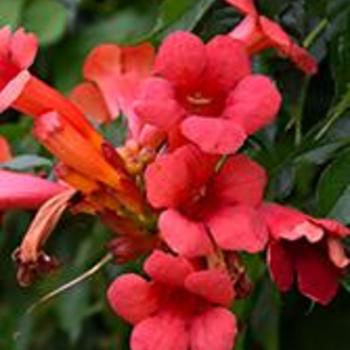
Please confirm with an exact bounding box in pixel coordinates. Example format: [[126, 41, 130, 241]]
[[226, 0, 318, 74], [108, 250, 237, 350], [146, 145, 269, 256], [261, 203, 350, 305], [134, 31, 281, 154]]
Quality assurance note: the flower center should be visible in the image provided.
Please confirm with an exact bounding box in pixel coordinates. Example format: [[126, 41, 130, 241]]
[[187, 92, 212, 106]]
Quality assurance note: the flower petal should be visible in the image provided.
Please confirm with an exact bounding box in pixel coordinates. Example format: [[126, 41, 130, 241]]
[[154, 31, 206, 91], [225, 74, 281, 135], [267, 241, 294, 292], [0, 70, 30, 113], [210, 154, 267, 206], [83, 43, 154, 122], [225, 0, 257, 15], [70, 82, 110, 124], [144, 250, 194, 287], [10, 28, 38, 69], [145, 148, 192, 209], [181, 117, 246, 155], [294, 244, 339, 305], [134, 77, 184, 131], [121, 43, 155, 77], [107, 274, 159, 324], [288, 42, 318, 75], [145, 145, 215, 208], [190, 307, 237, 350], [207, 205, 268, 253], [185, 270, 235, 306], [309, 218, 350, 238], [259, 16, 291, 53], [260, 203, 324, 242], [159, 209, 214, 257], [83, 44, 122, 117], [327, 237, 350, 269], [229, 16, 264, 53], [202, 36, 250, 95], [131, 311, 189, 350]]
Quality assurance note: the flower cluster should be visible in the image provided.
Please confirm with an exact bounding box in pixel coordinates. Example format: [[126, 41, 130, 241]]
[[0, 1, 348, 349]]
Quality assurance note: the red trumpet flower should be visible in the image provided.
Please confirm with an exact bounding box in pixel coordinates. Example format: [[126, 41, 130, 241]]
[[134, 31, 281, 154], [225, 0, 317, 74], [146, 145, 269, 256], [261, 203, 350, 305], [108, 250, 237, 350]]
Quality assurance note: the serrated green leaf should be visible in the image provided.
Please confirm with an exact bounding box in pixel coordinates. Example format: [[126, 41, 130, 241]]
[[21, 0, 69, 45], [0, 155, 52, 170], [0, 0, 24, 28]]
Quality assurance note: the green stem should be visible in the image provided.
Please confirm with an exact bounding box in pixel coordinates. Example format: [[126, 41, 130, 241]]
[[314, 88, 350, 141], [303, 19, 328, 49], [26, 253, 113, 315], [293, 77, 310, 146]]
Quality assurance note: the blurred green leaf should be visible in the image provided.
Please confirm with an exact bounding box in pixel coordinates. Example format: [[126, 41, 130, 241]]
[[157, 0, 194, 28], [22, 0, 69, 45], [0, 155, 52, 170], [317, 149, 350, 221], [251, 279, 281, 350], [57, 283, 90, 343], [155, 0, 216, 39], [329, 9, 350, 96], [0, 0, 24, 28]]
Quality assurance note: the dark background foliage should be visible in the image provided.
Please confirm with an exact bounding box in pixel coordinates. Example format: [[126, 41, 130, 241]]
[[0, 0, 350, 349]]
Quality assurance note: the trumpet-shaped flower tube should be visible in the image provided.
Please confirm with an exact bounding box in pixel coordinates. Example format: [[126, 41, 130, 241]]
[[0, 169, 66, 210]]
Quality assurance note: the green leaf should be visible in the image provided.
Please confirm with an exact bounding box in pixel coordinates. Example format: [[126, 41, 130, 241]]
[[329, 10, 350, 97], [56, 283, 90, 343], [317, 149, 350, 221], [342, 274, 350, 293], [155, 0, 216, 39], [0, 155, 52, 170], [157, 0, 195, 28], [0, 0, 24, 28], [21, 0, 69, 45], [251, 279, 280, 350]]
